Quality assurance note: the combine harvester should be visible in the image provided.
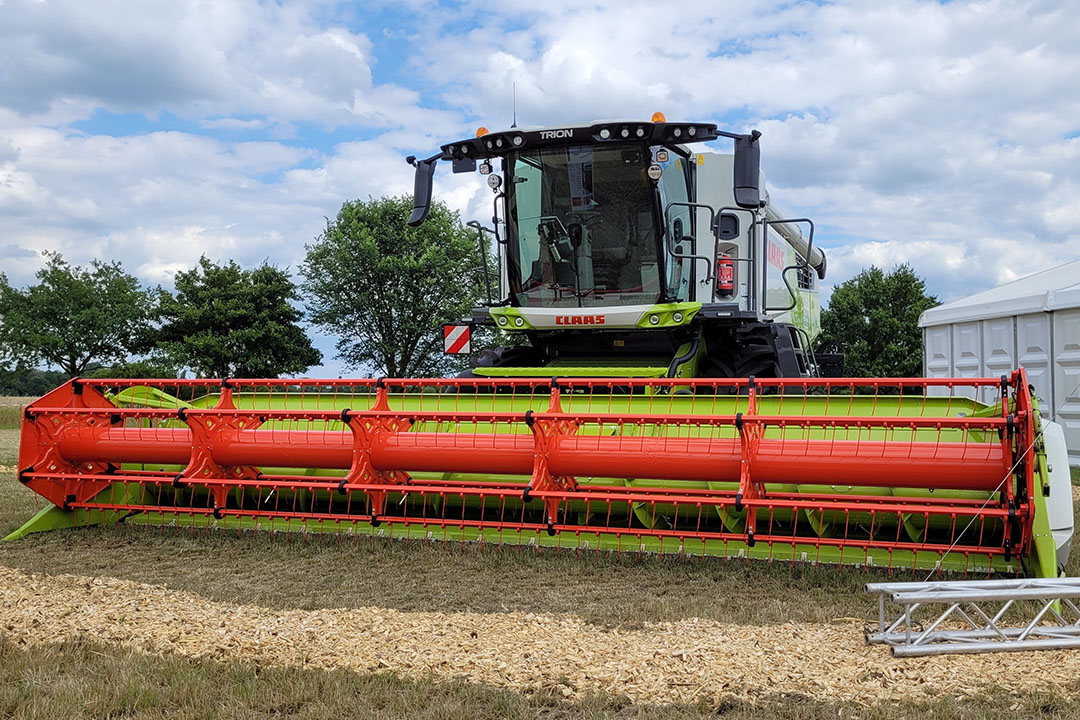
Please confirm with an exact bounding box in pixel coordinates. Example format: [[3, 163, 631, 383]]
[[8, 114, 1075, 578]]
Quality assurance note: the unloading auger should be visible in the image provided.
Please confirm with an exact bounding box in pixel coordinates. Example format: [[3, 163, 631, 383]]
[[8, 371, 1074, 577]]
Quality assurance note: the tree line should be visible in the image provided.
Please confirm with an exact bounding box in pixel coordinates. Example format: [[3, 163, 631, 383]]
[[0, 196, 486, 394], [0, 192, 937, 395]]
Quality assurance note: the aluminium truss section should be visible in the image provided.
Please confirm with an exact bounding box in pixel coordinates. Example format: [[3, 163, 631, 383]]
[[865, 577, 1080, 656]]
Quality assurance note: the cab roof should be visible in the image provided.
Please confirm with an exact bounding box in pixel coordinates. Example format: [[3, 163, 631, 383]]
[[440, 120, 719, 172]]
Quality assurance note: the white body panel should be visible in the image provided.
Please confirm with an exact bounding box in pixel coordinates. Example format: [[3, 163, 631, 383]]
[[1044, 421, 1074, 567], [691, 155, 743, 306], [691, 153, 820, 328]]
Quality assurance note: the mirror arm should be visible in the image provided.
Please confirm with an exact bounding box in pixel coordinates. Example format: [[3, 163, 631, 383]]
[[714, 129, 762, 142]]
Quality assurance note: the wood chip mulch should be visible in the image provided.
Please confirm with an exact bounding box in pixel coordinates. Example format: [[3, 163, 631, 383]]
[[1, 565, 1077, 705]]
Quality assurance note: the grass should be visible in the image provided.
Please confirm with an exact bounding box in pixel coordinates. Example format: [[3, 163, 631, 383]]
[[0, 397, 33, 431], [3, 636, 1080, 720], [0, 429, 17, 467], [1072, 466, 1080, 485]]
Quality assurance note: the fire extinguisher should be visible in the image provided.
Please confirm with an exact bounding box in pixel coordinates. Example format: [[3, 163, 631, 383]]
[[715, 252, 734, 296]]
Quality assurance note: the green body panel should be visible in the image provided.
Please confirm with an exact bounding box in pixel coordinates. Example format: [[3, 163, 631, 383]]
[[4, 484, 146, 541], [632, 302, 701, 329], [488, 302, 702, 332], [789, 290, 821, 343]]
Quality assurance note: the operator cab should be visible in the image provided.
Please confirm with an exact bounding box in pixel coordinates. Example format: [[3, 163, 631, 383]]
[[508, 143, 659, 308], [407, 116, 763, 313], [407, 115, 828, 379]]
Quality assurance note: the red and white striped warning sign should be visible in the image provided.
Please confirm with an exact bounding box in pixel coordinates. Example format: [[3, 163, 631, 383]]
[[443, 324, 471, 354]]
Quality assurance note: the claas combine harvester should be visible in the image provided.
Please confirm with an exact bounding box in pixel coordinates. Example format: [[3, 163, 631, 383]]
[[8, 114, 1075, 578]]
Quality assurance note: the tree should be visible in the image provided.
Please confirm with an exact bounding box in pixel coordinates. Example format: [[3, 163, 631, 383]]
[[86, 359, 181, 379], [0, 367, 68, 396], [302, 195, 488, 377], [817, 264, 940, 377], [0, 253, 153, 376], [154, 257, 321, 378]]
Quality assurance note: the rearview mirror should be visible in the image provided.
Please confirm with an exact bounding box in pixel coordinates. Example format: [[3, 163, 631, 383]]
[[408, 157, 439, 227], [733, 131, 762, 209]]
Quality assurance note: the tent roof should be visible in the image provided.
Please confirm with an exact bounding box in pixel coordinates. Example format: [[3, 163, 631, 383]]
[[919, 260, 1080, 327]]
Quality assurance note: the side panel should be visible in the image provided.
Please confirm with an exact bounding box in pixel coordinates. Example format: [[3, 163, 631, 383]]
[[951, 322, 982, 400], [1017, 313, 1054, 415], [980, 317, 1015, 405], [691, 154, 739, 306], [924, 325, 953, 378], [1052, 308, 1080, 466], [923, 325, 952, 398]]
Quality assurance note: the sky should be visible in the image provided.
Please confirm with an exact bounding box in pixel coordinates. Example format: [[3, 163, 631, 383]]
[[1, 0, 1078, 376]]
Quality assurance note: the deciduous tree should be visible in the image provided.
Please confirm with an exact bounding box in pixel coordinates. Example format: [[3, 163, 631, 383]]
[[0, 253, 152, 376], [818, 264, 939, 377], [154, 257, 321, 378], [302, 196, 488, 377]]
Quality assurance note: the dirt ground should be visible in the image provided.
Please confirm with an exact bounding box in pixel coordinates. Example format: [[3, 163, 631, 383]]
[[4, 404, 1080, 718], [2, 564, 1079, 709]]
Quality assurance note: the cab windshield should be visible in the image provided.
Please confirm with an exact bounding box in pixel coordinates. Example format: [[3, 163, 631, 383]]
[[506, 144, 662, 308]]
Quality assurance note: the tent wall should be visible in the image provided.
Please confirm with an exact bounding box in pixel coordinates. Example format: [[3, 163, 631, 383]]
[[1054, 309, 1080, 467], [924, 311, 1079, 466]]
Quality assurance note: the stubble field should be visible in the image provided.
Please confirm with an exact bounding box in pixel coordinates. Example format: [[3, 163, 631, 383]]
[[2, 402, 1080, 719]]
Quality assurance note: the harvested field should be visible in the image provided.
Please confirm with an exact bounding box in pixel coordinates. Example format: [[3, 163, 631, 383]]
[[3, 563, 1080, 708], [4, 410, 1080, 718], [8, 638, 1080, 720]]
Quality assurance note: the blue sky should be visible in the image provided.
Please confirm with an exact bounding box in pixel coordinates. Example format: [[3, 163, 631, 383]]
[[1, 0, 1079, 376]]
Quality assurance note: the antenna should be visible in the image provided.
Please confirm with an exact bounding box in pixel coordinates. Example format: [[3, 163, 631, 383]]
[[511, 82, 517, 128]]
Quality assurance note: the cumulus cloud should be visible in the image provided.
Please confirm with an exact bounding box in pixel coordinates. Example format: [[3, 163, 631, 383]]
[[0, 0, 430, 129], [1, 0, 1079, 376], [409, 0, 1080, 300]]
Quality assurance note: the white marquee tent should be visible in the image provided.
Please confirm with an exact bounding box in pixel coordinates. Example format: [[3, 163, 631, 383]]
[[920, 260, 1080, 466]]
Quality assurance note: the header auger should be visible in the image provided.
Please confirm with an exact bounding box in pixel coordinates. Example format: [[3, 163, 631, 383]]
[[6, 115, 1074, 577], [9, 371, 1073, 577]]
